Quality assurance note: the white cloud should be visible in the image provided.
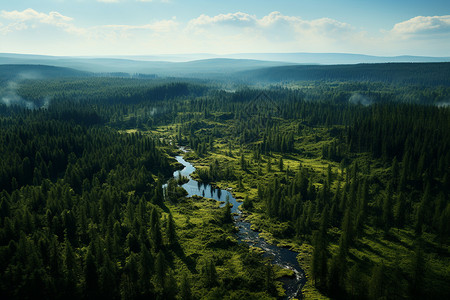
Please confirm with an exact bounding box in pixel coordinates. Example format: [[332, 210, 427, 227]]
[[1, 8, 73, 25], [189, 12, 256, 27], [188, 11, 353, 38], [187, 11, 356, 52], [96, 0, 120, 3], [0, 22, 28, 35], [99, 19, 177, 32], [0, 8, 76, 35], [0, 8, 177, 39], [391, 15, 450, 36]]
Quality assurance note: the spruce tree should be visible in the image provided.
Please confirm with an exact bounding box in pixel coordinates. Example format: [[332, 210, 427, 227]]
[[179, 273, 193, 300]]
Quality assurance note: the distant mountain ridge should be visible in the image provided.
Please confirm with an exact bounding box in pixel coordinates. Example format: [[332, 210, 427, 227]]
[[0, 64, 91, 84], [1, 52, 449, 76], [1, 54, 450, 86], [238, 63, 450, 86], [225, 52, 450, 64], [0, 53, 292, 75], [92, 52, 450, 64]]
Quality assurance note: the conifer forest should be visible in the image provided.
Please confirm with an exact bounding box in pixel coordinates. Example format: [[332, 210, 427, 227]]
[[0, 62, 449, 300]]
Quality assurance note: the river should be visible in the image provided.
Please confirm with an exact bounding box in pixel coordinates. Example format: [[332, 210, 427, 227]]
[[168, 154, 306, 299]]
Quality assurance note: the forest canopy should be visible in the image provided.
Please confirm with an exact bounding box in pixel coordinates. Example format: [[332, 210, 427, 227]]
[[0, 64, 449, 299]]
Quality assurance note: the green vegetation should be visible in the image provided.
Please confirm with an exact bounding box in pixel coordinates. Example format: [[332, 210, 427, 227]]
[[1, 67, 449, 299], [149, 87, 450, 299]]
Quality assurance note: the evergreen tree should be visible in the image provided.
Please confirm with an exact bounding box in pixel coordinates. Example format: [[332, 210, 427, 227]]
[[138, 244, 154, 296], [339, 208, 353, 257], [155, 251, 167, 288], [166, 213, 178, 247], [179, 273, 193, 300], [201, 259, 218, 288], [222, 198, 233, 224], [347, 264, 365, 299], [409, 238, 425, 299], [63, 238, 78, 298], [84, 246, 98, 299], [382, 182, 394, 235], [312, 206, 329, 288], [368, 263, 385, 300], [395, 192, 407, 229]]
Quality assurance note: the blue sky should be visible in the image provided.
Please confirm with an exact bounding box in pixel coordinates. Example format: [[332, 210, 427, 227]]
[[0, 0, 449, 56]]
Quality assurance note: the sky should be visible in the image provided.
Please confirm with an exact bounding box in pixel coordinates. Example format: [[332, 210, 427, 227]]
[[0, 0, 449, 57]]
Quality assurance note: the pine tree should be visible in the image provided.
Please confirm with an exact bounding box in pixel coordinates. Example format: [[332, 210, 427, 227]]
[[150, 208, 163, 251], [347, 264, 364, 299], [166, 213, 177, 247], [202, 259, 218, 288], [155, 251, 166, 288], [339, 208, 353, 257], [63, 238, 78, 297], [138, 244, 154, 295], [368, 263, 385, 300], [409, 238, 425, 299], [327, 253, 346, 297], [264, 263, 277, 296], [99, 253, 118, 299], [222, 198, 233, 224], [240, 153, 246, 170], [243, 195, 253, 210], [84, 246, 99, 299], [438, 203, 450, 245], [382, 182, 394, 235], [391, 156, 399, 189], [312, 206, 329, 288], [395, 192, 406, 229], [414, 202, 424, 236], [179, 273, 193, 300]]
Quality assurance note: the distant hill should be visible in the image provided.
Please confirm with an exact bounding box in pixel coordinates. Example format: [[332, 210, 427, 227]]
[[0, 54, 291, 75], [1, 53, 449, 79], [226, 53, 450, 64], [99, 52, 450, 64], [2, 55, 450, 86], [237, 63, 450, 86], [0, 64, 91, 84]]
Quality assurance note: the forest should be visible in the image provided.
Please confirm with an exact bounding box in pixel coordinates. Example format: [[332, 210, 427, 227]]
[[0, 63, 449, 299]]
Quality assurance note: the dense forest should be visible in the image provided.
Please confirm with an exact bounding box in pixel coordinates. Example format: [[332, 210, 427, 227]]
[[239, 62, 450, 86], [0, 66, 449, 299]]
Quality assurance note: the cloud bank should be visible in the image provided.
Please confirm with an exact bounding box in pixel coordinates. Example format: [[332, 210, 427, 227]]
[[0, 9, 448, 56]]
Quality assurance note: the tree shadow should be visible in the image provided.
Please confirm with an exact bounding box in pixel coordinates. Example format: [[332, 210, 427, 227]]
[[172, 242, 198, 273], [354, 242, 385, 259]]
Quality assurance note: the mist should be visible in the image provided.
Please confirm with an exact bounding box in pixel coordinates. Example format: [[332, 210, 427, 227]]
[[0, 72, 50, 110], [348, 93, 373, 106], [436, 101, 450, 108]]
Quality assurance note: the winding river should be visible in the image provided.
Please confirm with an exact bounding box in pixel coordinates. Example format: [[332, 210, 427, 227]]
[[169, 153, 306, 299]]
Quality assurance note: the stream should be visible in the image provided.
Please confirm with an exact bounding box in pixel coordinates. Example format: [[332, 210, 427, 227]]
[[167, 153, 306, 299]]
